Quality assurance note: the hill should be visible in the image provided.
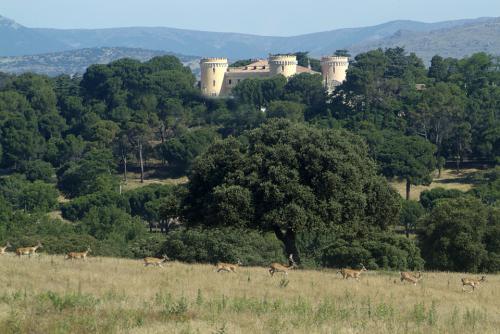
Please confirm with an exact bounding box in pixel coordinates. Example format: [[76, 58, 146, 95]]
[[350, 17, 500, 62], [0, 254, 498, 333], [1, 14, 499, 64], [0, 47, 200, 76]]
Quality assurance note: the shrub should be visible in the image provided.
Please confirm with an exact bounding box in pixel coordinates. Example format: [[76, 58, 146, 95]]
[[17, 159, 55, 182], [159, 227, 284, 266], [420, 188, 465, 210], [61, 191, 130, 221]]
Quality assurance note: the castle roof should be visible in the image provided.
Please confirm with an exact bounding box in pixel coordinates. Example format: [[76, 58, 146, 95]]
[[227, 59, 318, 74]]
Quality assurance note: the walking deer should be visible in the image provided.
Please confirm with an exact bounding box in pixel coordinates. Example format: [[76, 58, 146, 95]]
[[337, 264, 367, 281], [66, 247, 91, 260], [269, 254, 297, 276], [16, 241, 42, 257], [461, 276, 486, 292], [143, 254, 170, 267], [400, 271, 422, 285], [215, 259, 242, 273], [0, 242, 11, 255]]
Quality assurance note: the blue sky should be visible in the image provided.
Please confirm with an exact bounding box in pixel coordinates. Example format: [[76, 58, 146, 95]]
[[1, 0, 498, 36]]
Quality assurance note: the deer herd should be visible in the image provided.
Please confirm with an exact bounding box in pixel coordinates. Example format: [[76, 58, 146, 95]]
[[0, 241, 491, 293]]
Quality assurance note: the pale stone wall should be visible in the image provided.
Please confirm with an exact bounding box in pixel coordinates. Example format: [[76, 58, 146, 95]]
[[200, 58, 228, 97], [221, 71, 270, 95], [269, 55, 298, 78], [320, 56, 349, 91]]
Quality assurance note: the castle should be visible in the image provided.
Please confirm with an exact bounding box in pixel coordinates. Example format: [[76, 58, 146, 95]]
[[200, 54, 349, 97]]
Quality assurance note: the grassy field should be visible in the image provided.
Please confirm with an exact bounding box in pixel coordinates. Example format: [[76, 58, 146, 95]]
[[0, 255, 498, 333], [390, 168, 476, 200]]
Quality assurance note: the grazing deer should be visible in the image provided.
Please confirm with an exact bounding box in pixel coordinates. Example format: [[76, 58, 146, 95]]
[[0, 242, 11, 255], [143, 254, 170, 267], [215, 259, 242, 273], [269, 254, 297, 276], [337, 264, 367, 281], [66, 246, 91, 260], [400, 271, 422, 285], [16, 241, 42, 257], [461, 276, 486, 292]]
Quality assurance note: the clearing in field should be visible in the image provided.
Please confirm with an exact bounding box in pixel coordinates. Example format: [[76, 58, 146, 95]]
[[0, 255, 498, 333], [390, 168, 476, 200]]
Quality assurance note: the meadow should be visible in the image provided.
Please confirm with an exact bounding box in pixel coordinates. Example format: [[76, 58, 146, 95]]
[[0, 254, 498, 334]]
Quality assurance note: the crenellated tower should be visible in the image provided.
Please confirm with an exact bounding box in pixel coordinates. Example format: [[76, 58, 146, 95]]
[[320, 56, 349, 92], [268, 54, 298, 78], [200, 57, 228, 97]]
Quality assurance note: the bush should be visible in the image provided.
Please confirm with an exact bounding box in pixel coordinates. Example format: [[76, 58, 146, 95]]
[[400, 200, 425, 236], [18, 160, 55, 182], [419, 187, 465, 210], [0, 175, 58, 213], [297, 230, 424, 270], [417, 196, 497, 272], [61, 191, 130, 221], [159, 227, 284, 266]]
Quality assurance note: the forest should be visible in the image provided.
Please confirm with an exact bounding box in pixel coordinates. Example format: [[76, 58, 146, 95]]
[[0, 48, 498, 272]]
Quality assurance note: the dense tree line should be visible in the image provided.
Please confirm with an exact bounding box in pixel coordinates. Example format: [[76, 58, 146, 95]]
[[0, 49, 498, 272]]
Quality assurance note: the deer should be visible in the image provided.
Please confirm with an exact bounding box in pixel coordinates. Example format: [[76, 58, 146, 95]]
[[400, 271, 422, 285], [461, 276, 486, 292], [16, 241, 42, 257], [143, 254, 170, 267], [269, 254, 297, 276], [65, 246, 91, 261], [214, 259, 242, 273], [0, 242, 11, 255], [337, 264, 367, 281]]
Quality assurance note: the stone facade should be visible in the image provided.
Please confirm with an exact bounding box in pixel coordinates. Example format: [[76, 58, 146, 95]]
[[200, 54, 349, 97]]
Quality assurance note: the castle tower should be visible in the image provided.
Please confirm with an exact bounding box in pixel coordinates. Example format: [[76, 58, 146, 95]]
[[268, 54, 298, 78], [320, 56, 349, 92], [200, 57, 228, 97]]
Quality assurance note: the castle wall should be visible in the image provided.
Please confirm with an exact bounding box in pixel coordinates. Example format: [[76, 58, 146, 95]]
[[200, 57, 228, 97], [221, 71, 270, 95], [320, 56, 349, 91], [269, 55, 297, 78]]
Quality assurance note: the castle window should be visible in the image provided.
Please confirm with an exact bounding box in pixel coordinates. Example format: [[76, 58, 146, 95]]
[[228, 79, 232, 85], [213, 68, 215, 74], [237, 79, 241, 83], [213, 80, 216, 87], [263, 66, 266, 69], [282, 65, 284, 71], [253, 66, 257, 70]]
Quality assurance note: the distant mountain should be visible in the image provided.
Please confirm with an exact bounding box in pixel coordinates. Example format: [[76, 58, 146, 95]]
[[350, 18, 500, 63], [0, 15, 68, 56], [0, 47, 200, 76], [0, 14, 499, 69]]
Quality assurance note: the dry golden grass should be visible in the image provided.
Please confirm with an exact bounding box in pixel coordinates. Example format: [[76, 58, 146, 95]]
[[390, 168, 476, 200], [0, 254, 498, 334], [121, 172, 188, 191]]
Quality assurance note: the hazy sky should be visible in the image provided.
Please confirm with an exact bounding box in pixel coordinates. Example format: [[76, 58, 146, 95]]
[[1, 0, 498, 36]]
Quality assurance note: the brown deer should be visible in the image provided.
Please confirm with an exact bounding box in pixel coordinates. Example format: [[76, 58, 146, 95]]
[[65, 246, 91, 260], [143, 254, 170, 267], [214, 259, 242, 273], [461, 276, 486, 292], [337, 264, 367, 281], [16, 241, 42, 257], [400, 271, 422, 285], [0, 242, 11, 255], [269, 254, 297, 276]]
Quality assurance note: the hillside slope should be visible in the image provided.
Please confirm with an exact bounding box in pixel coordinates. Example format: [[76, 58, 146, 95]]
[[351, 17, 500, 62], [0, 47, 200, 76]]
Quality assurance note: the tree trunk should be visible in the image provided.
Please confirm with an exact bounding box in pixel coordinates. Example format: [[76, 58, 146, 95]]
[[139, 142, 144, 183], [405, 223, 410, 238], [273, 226, 301, 264], [123, 155, 128, 182], [405, 178, 411, 201]]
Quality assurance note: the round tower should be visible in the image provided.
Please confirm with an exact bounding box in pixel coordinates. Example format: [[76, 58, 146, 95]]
[[268, 54, 297, 78], [200, 57, 228, 97], [320, 56, 349, 91]]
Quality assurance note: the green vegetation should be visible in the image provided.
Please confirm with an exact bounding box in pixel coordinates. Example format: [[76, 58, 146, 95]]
[[0, 47, 499, 273]]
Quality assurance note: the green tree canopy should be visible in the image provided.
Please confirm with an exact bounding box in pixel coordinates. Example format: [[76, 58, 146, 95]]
[[184, 119, 400, 262]]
